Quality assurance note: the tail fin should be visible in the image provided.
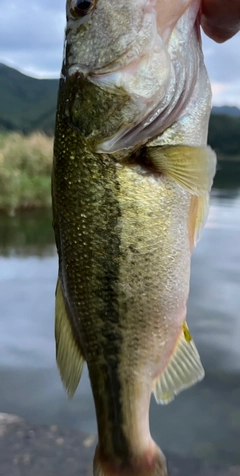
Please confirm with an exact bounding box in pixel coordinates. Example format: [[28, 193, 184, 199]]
[[93, 444, 168, 476]]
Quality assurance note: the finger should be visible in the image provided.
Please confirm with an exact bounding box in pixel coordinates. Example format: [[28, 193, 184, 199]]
[[201, 0, 240, 43]]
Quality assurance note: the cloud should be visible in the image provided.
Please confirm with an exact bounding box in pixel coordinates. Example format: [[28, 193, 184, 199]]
[[202, 32, 240, 106], [0, 0, 66, 77], [203, 34, 240, 82], [0, 0, 239, 105]]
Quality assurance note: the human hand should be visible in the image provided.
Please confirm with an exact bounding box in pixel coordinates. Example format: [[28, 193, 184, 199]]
[[201, 0, 240, 42]]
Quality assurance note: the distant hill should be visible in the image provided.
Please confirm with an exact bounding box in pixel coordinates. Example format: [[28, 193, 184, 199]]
[[212, 105, 240, 117], [208, 114, 240, 158], [0, 64, 239, 160], [0, 63, 59, 135]]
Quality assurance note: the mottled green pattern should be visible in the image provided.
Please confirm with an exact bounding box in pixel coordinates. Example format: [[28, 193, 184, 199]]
[[53, 78, 131, 458]]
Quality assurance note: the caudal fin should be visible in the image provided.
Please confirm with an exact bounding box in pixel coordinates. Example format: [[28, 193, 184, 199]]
[[93, 444, 168, 476]]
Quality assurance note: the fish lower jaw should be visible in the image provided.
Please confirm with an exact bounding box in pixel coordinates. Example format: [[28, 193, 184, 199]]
[[93, 442, 168, 476]]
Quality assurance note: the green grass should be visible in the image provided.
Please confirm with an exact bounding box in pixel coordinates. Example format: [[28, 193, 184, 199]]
[[0, 132, 53, 214]]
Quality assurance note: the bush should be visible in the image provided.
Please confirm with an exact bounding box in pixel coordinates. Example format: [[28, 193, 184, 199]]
[[0, 132, 53, 213]]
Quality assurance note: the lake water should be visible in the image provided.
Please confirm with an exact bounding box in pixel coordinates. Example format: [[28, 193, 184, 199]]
[[0, 165, 240, 466]]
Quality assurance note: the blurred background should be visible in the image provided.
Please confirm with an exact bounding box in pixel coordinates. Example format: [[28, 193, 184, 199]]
[[0, 0, 240, 468]]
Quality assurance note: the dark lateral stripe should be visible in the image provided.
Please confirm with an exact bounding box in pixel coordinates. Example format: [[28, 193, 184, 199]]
[[54, 75, 131, 460], [92, 161, 130, 460]]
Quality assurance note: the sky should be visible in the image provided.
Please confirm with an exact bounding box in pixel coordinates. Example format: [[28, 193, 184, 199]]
[[0, 0, 240, 107]]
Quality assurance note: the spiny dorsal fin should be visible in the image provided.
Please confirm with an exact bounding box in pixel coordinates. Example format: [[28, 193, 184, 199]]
[[153, 321, 204, 404], [147, 145, 216, 195], [55, 279, 84, 399]]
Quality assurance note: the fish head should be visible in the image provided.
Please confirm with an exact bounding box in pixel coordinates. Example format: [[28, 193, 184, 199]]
[[65, 0, 192, 71], [62, 0, 210, 153]]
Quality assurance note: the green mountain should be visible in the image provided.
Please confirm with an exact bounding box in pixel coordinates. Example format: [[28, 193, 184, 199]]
[[212, 105, 240, 117], [0, 63, 59, 135], [0, 63, 239, 160], [209, 114, 240, 158]]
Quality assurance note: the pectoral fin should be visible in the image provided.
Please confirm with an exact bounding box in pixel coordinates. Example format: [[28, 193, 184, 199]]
[[146, 145, 216, 195], [147, 144, 215, 247], [153, 322, 204, 404], [55, 279, 84, 398]]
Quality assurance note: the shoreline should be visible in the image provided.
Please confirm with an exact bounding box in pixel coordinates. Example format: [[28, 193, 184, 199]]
[[0, 413, 239, 476]]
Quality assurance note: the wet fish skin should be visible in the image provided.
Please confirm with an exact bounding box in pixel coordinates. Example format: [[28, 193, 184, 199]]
[[52, 1, 216, 475], [53, 77, 173, 476], [53, 78, 170, 472]]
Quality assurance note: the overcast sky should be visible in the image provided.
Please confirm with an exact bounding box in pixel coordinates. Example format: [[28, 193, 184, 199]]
[[0, 0, 239, 107]]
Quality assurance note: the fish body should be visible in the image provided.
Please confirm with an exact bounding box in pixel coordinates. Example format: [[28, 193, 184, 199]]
[[52, 1, 216, 475]]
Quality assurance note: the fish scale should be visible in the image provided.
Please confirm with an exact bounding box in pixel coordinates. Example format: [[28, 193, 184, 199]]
[[53, 1, 216, 475], [53, 102, 191, 464]]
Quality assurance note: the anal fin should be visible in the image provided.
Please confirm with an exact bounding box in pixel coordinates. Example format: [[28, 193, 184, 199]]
[[55, 279, 84, 398], [153, 322, 204, 404]]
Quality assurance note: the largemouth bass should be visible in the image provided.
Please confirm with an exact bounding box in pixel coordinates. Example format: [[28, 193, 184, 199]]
[[52, 0, 216, 475]]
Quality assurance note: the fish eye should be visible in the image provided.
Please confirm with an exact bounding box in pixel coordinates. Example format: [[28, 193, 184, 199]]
[[71, 0, 95, 17]]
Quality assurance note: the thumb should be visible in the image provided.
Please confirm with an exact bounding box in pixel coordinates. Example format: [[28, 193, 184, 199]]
[[201, 0, 240, 43]]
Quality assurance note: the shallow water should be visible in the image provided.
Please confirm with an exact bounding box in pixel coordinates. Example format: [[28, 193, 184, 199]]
[[0, 169, 240, 465]]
